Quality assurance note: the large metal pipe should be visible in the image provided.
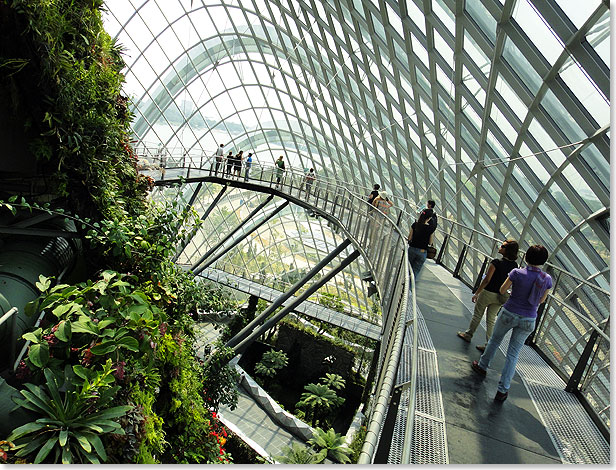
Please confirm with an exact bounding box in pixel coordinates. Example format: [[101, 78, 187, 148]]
[[0, 219, 77, 356]]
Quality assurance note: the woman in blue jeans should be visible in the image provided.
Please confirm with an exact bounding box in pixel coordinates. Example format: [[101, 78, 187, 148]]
[[407, 209, 436, 279], [471, 245, 553, 401]]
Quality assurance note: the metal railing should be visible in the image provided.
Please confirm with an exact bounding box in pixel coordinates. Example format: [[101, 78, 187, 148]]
[[140, 144, 610, 439], [138, 147, 419, 462]]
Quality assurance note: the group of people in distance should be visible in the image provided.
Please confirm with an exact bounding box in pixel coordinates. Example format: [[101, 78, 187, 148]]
[[368, 183, 553, 403], [213, 143, 253, 181]]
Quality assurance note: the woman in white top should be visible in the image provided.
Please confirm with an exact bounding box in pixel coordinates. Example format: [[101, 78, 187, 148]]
[[372, 190, 393, 214]]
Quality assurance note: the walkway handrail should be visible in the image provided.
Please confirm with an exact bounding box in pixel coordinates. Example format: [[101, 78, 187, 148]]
[[141, 148, 420, 463], [140, 143, 610, 439]]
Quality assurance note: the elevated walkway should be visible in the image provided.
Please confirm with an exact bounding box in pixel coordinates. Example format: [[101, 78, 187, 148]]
[[382, 261, 608, 464], [147, 160, 609, 464], [193, 266, 381, 341]]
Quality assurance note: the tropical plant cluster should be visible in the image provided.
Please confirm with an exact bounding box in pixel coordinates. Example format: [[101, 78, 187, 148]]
[[0, 0, 150, 219], [0, 0, 242, 464], [1, 200, 240, 463]]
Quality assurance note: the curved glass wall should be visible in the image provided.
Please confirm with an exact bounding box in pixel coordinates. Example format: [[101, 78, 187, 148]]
[[103, 0, 610, 427]]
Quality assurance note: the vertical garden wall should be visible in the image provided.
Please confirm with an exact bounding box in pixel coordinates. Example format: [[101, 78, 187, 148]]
[[0, 0, 241, 464]]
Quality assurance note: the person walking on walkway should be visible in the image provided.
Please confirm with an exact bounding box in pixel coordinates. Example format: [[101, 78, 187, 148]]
[[457, 239, 519, 351], [367, 183, 380, 214], [407, 208, 436, 280], [471, 245, 553, 402], [244, 153, 253, 181], [426, 200, 437, 229], [233, 150, 243, 178], [225, 150, 234, 176], [275, 155, 285, 189], [372, 190, 393, 214], [213, 143, 225, 174], [304, 168, 316, 199]]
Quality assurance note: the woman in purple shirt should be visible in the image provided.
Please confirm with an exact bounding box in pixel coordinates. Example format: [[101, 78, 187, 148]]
[[471, 245, 553, 402]]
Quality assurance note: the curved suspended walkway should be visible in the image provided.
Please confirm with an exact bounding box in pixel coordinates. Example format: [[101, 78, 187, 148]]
[[142, 150, 609, 464]]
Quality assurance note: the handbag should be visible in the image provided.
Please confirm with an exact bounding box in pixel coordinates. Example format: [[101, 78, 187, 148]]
[[427, 244, 437, 259]]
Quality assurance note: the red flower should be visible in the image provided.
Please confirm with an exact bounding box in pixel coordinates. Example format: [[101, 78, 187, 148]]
[[82, 348, 93, 366]]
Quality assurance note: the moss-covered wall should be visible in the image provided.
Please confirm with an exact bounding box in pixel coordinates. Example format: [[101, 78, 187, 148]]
[[0, 0, 148, 220], [275, 323, 355, 386]]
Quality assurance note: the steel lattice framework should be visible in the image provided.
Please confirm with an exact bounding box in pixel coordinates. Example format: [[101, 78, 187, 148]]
[[103, 0, 609, 289], [102, 0, 610, 429]]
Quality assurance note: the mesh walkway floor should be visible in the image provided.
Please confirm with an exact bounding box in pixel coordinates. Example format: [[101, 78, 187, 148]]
[[411, 261, 609, 464]]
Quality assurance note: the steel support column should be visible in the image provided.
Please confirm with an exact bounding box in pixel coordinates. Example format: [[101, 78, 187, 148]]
[[224, 238, 353, 350], [232, 249, 361, 355], [173, 184, 227, 262], [195, 201, 290, 274]]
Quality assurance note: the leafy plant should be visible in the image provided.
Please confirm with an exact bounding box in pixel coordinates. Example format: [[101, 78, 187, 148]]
[[296, 383, 345, 427], [254, 349, 288, 378], [20, 271, 162, 379], [275, 443, 322, 464], [308, 427, 351, 464], [201, 346, 239, 412], [348, 424, 367, 463], [1, 0, 148, 220], [320, 373, 345, 391], [8, 362, 130, 464]]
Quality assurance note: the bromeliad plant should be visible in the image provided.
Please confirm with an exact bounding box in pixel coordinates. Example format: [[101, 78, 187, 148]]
[[8, 361, 130, 464]]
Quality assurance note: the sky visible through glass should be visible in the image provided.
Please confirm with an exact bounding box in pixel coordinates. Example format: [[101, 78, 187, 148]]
[[102, 0, 610, 292]]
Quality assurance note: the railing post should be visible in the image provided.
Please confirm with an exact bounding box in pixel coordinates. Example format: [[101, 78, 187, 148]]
[[472, 256, 489, 293], [436, 222, 454, 264], [453, 232, 473, 279], [453, 244, 467, 279], [565, 327, 600, 393]]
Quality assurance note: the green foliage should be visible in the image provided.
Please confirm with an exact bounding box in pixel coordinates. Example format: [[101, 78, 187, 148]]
[[21, 271, 162, 379], [280, 317, 356, 355], [156, 333, 218, 463], [201, 346, 239, 412], [113, 387, 165, 464], [275, 443, 322, 464], [8, 362, 130, 464], [296, 383, 345, 427], [318, 293, 345, 313], [0, 0, 147, 219], [308, 427, 351, 464], [348, 424, 367, 464], [320, 373, 345, 391], [13, 268, 234, 464], [254, 349, 288, 378]]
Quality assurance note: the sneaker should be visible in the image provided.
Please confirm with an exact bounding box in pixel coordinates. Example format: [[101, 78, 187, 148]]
[[476, 344, 486, 352], [457, 331, 471, 342], [494, 391, 508, 402], [471, 360, 486, 377]]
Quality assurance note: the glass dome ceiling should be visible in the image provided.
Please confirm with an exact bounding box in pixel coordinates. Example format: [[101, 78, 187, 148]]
[[102, 0, 610, 290]]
